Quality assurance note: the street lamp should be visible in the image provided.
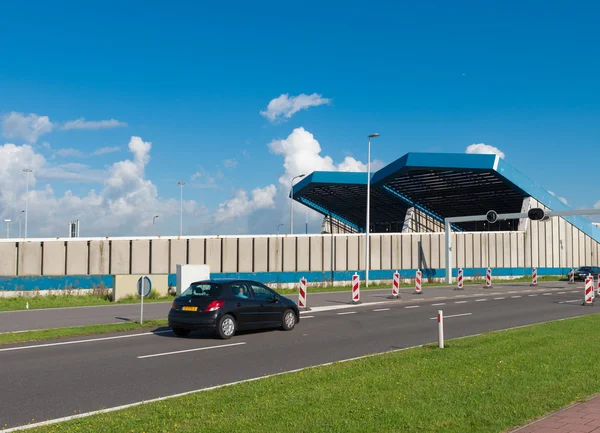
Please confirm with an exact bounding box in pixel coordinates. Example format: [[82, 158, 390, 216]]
[[4, 219, 10, 238], [152, 215, 159, 236], [18, 210, 24, 238], [365, 133, 380, 287], [277, 223, 284, 235], [23, 169, 32, 239], [290, 174, 306, 234], [177, 181, 185, 236]]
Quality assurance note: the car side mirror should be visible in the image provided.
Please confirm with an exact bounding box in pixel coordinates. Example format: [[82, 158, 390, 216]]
[[273, 296, 280, 303]]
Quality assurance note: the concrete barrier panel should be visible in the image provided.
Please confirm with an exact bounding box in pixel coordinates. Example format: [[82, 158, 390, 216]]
[[65, 241, 87, 275], [392, 235, 402, 269], [531, 220, 539, 268], [473, 234, 481, 268], [401, 235, 412, 269], [419, 235, 430, 270], [586, 234, 592, 265], [503, 233, 511, 268], [18, 242, 42, 276], [480, 233, 488, 268], [111, 240, 131, 275], [558, 219, 566, 268], [170, 239, 188, 273], [268, 237, 282, 272], [451, 234, 457, 271], [488, 234, 497, 268], [254, 237, 268, 272], [347, 235, 359, 271], [493, 233, 502, 268], [358, 235, 366, 270], [131, 240, 150, 275], [552, 219, 560, 267], [524, 229, 532, 268], [283, 237, 296, 272], [297, 237, 309, 272], [335, 236, 347, 271], [150, 239, 169, 274], [188, 239, 204, 265], [381, 235, 392, 270], [510, 233, 518, 268], [517, 232, 525, 268], [412, 235, 421, 270], [41, 241, 66, 276], [89, 240, 109, 275], [238, 238, 253, 273], [323, 235, 333, 272], [0, 243, 17, 276], [465, 234, 473, 269], [206, 238, 222, 273], [368, 234, 380, 270], [431, 234, 440, 269], [113, 274, 169, 301], [544, 221, 553, 268], [309, 236, 323, 271], [456, 234, 465, 269], [440, 233, 446, 269], [572, 227, 580, 267], [222, 238, 238, 273], [538, 222, 546, 268]]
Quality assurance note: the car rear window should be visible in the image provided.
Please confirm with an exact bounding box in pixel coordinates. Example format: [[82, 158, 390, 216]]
[[180, 282, 222, 298]]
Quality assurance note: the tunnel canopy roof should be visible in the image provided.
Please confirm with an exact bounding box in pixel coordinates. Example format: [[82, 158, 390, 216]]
[[292, 152, 600, 240]]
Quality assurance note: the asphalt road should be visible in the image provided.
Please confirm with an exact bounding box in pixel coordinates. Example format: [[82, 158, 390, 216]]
[[0, 282, 597, 428], [0, 281, 577, 333]]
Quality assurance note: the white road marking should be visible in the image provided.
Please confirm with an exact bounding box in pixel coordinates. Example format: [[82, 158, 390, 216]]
[[455, 295, 466, 298], [454, 301, 468, 304], [508, 291, 517, 294], [337, 312, 357, 316], [571, 291, 579, 293], [511, 296, 522, 298], [543, 293, 552, 296], [491, 292, 501, 295], [430, 313, 473, 320], [433, 296, 446, 299], [404, 305, 420, 309], [300, 301, 387, 313], [301, 316, 315, 319], [494, 297, 506, 300], [523, 290, 532, 293], [475, 299, 487, 302], [138, 342, 246, 359], [431, 303, 446, 306], [559, 300, 580, 304], [558, 292, 566, 294], [528, 294, 539, 297], [474, 293, 484, 296], [0, 330, 172, 353], [373, 308, 390, 312]]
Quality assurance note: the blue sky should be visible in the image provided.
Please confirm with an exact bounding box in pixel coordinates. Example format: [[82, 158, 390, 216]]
[[1, 0, 599, 236]]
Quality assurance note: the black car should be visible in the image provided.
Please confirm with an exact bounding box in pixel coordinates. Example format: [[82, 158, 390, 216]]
[[168, 279, 300, 339], [569, 266, 600, 281]]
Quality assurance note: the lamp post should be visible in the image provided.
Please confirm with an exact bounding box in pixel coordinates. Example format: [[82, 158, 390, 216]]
[[23, 169, 32, 239], [177, 181, 185, 236], [4, 219, 10, 238], [153, 215, 159, 236], [365, 133, 380, 288], [277, 223, 284, 235], [290, 174, 306, 234], [18, 210, 24, 238]]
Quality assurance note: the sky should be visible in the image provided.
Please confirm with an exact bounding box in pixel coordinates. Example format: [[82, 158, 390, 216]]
[[1, 0, 599, 238]]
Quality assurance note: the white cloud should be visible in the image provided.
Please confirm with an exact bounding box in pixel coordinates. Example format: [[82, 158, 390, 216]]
[[260, 93, 331, 122], [465, 143, 505, 159], [223, 158, 238, 168], [93, 146, 120, 156], [190, 172, 202, 180], [55, 148, 84, 158], [548, 190, 568, 205], [214, 185, 277, 222], [61, 118, 127, 131], [2, 112, 54, 143]]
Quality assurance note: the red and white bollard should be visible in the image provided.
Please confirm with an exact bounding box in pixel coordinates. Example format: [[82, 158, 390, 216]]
[[568, 269, 575, 284], [298, 277, 309, 310], [351, 272, 361, 304], [584, 276, 594, 306], [484, 267, 493, 288], [414, 270, 422, 294], [597, 274, 600, 297], [454, 268, 464, 290], [530, 267, 538, 287], [390, 271, 400, 299]]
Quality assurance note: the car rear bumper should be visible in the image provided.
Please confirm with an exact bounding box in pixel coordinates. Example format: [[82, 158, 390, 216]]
[[168, 310, 219, 329]]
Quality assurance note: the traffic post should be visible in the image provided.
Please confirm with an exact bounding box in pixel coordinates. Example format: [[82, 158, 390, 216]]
[[414, 270, 422, 294], [137, 275, 151, 324], [583, 276, 594, 306], [389, 271, 400, 299], [484, 267, 493, 288], [568, 269, 575, 284], [530, 267, 538, 287], [438, 310, 444, 349], [351, 272, 361, 304], [454, 268, 464, 291], [298, 277, 309, 310], [597, 275, 600, 297]]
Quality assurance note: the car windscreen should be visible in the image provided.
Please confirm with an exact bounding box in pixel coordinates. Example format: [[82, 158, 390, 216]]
[[180, 282, 222, 298], [577, 267, 591, 272]]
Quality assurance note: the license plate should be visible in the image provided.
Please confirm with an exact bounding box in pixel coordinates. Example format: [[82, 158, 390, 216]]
[[182, 306, 198, 312]]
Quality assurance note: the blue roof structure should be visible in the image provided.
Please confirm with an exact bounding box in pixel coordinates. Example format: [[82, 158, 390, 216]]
[[292, 152, 600, 241]]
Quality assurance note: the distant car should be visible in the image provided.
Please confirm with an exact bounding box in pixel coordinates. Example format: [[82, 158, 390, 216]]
[[569, 266, 600, 281], [168, 279, 300, 339]]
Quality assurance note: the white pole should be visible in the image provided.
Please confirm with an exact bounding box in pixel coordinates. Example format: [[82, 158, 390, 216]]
[[290, 185, 294, 235], [366, 137, 371, 287], [445, 219, 452, 284], [140, 277, 144, 325], [18, 215, 21, 238], [438, 310, 444, 349], [24, 171, 30, 239]]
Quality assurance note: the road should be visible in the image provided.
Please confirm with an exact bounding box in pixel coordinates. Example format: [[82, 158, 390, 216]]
[[0, 281, 577, 333], [0, 282, 597, 428]]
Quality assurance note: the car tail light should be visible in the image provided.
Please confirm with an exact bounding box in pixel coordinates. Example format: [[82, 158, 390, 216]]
[[205, 300, 224, 312], [171, 300, 177, 310]]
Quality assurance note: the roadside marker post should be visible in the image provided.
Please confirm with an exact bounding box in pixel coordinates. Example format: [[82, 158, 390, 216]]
[[351, 272, 361, 304], [438, 310, 444, 349], [484, 268, 493, 289], [597, 274, 600, 297], [530, 267, 538, 287], [137, 276, 151, 324], [568, 269, 575, 284], [583, 276, 594, 306], [298, 277, 310, 311], [389, 271, 400, 299], [414, 270, 422, 295], [454, 268, 464, 291]]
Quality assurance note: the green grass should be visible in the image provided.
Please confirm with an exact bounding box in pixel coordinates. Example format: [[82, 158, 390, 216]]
[[0, 320, 168, 346], [19, 313, 600, 433]]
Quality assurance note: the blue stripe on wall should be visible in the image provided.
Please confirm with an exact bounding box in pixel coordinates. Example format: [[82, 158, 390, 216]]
[[0, 268, 572, 291]]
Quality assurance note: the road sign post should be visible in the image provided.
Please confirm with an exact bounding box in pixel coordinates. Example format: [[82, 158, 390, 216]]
[[137, 276, 152, 324]]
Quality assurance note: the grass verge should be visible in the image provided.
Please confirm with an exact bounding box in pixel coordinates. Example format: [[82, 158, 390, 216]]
[[0, 320, 168, 346], [17, 313, 600, 433]]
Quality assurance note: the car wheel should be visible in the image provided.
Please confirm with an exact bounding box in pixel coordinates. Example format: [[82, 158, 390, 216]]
[[172, 328, 191, 337], [217, 314, 236, 340], [281, 309, 297, 331]]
